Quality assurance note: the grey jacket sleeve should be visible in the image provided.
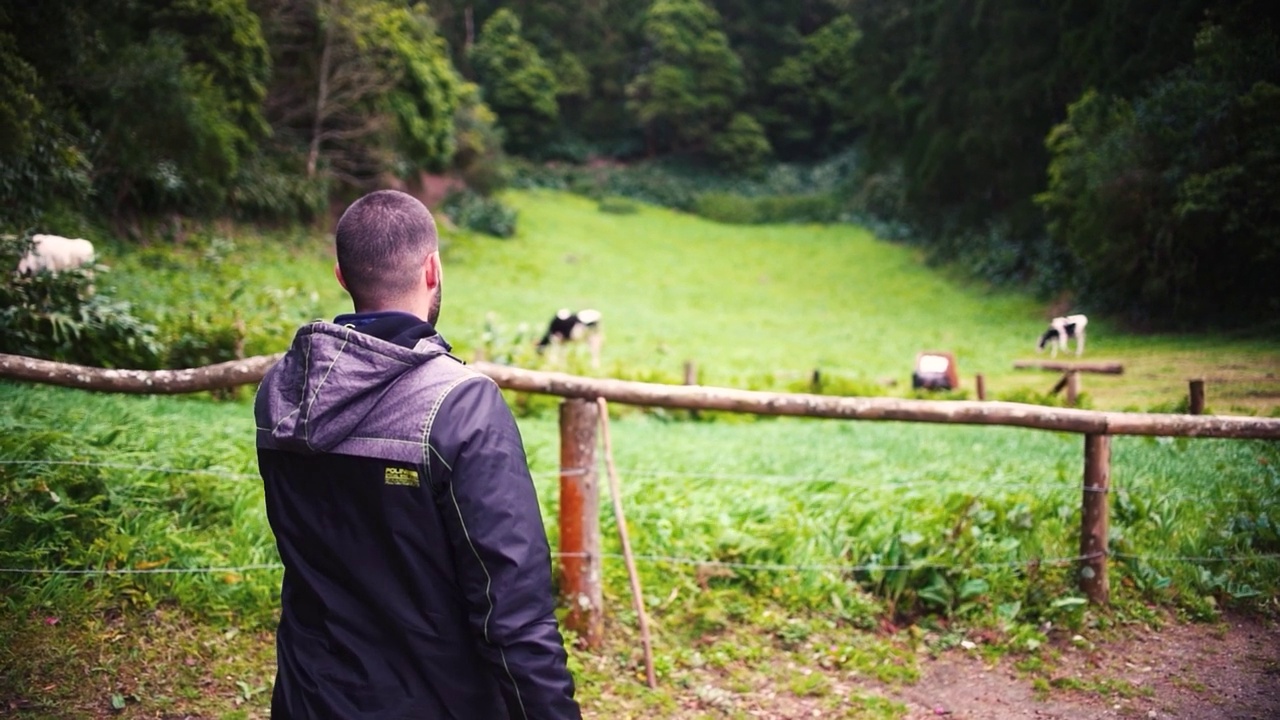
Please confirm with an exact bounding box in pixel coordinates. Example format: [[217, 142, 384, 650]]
[[432, 376, 581, 720]]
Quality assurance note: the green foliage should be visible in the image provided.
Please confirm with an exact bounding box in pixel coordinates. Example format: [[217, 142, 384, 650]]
[[0, 29, 41, 157], [254, 0, 466, 195], [693, 191, 841, 225], [374, 3, 464, 174], [91, 0, 269, 214], [162, 312, 246, 370], [763, 15, 864, 159], [626, 0, 745, 153], [112, 226, 333, 360], [0, 118, 93, 228], [227, 153, 330, 225], [0, 0, 271, 217], [469, 9, 560, 156], [450, 82, 511, 196], [708, 113, 772, 176], [0, 235, 162, 369], [0, 387, 278, 625], [510, 150, 859, 221], [1038, 22, 1280, 326], [785, 373, 886, 398], [441, 189, 518, 238], [597, 196, 639, 215]]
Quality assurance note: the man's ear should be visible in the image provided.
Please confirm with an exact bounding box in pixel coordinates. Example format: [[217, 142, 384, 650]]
[[334, 262, 348, 291], [425, 251, 442, 290]]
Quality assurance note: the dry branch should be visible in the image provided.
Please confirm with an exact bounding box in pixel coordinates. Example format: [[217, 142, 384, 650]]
[[0, 353, 283, 394]]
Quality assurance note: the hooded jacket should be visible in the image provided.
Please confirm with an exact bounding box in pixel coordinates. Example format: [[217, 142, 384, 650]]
[[255, 316, 580, 720]]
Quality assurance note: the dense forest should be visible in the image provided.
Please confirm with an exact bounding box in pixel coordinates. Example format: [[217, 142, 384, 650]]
[[2, 0, 1277, 328]]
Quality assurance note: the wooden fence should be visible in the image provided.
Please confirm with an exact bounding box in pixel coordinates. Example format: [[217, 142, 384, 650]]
[[468, 361, 1280, 647], [4, 352, 1279, 648]]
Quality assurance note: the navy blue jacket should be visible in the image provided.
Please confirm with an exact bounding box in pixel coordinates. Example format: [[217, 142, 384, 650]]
[[255, 313, 580, 719]]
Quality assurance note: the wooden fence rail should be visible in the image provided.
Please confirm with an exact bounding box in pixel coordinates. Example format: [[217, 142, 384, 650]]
[[470, 362, 1280, 440]]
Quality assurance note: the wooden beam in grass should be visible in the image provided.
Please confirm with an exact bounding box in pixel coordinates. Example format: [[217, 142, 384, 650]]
[[1013, 360, 1124, 374]]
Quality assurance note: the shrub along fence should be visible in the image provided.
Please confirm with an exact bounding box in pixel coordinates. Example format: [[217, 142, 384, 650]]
[[2, 352, 1278, 648]]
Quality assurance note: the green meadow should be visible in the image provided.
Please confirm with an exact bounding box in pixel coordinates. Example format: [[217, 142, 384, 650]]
[[2, 190, 1278, 718]]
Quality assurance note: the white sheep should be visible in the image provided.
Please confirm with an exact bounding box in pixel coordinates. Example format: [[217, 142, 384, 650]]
[[17, 234, 96, 275]]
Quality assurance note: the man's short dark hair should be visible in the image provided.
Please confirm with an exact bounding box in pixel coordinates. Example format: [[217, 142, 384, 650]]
[[335, 190, 438, 309]]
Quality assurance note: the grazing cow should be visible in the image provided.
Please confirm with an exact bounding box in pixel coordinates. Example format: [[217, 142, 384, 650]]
[[17, 234, 96, 275], [1037, 314, 1088, 357], [537, 308, 603, 368]]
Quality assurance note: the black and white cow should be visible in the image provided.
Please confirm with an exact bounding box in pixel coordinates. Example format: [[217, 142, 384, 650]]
[[1037, 314, 1088, 357], [537, 308, 603, 368]]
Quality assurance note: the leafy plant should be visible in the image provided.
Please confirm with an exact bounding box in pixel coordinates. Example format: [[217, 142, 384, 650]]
[[0, 234, 162, 368], [441, 189, 517, 238]]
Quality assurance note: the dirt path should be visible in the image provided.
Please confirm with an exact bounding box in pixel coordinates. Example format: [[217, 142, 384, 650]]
[[892, 612, 1280, 719]]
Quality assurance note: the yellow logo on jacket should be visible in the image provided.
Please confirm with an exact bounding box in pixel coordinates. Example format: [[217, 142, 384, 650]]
[[384, 466, 420, 487]]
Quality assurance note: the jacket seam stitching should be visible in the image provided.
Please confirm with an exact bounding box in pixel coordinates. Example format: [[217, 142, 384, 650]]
[[270, 332, 311, 435], [433, 371, 530, 720], [301, 327, 352, 451], [421, 372, 475, 485]]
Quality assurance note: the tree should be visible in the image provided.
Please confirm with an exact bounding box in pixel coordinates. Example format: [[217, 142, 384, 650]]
[[375, 5, 464, 174], [708, 112, 771, 176], [626, 0, 745, 154], [1039, 18, 1280, 325], [2, 0, 271, 218], [764, 14, 863, 158], [468, 9, 559, 156], [260, 0, 463, 184]]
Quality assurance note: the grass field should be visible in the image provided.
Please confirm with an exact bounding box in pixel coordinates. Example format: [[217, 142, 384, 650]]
[[2, 189, 1279, 718], [104, 189, 1280, 414]]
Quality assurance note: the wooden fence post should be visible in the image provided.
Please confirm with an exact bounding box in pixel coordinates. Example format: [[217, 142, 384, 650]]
[[975, 374, 986, 401], [1066, 370, 1080, 407], [1189, 379, 1205, 415], [559, 398, 603, 648], [1080, 434, 1111, 605], [683, 361, 697, 386]]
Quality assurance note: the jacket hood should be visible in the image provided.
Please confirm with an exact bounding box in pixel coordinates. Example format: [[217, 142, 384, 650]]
[[256, 321, 451, 454]]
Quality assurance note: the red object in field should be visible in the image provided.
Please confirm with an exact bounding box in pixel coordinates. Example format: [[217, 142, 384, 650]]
[[912, 351, 959, 391]]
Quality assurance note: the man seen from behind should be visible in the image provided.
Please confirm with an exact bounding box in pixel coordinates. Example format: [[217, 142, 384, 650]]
[[255, 189, 581, 719]]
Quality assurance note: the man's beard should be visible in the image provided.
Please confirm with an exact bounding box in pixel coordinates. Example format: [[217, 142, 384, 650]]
[[428, 283, 442, 325]]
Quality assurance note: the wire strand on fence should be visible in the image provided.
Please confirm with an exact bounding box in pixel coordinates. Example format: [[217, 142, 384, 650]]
[[4, 551, 1275, 578], [0, 564, 283, 575], [6, 458, 1112, 494], [537, 468, 1110, 494], [0, 459, 258, 480]]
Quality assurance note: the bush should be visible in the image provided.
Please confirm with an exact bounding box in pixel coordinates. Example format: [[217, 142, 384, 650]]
[[228, 155, 329, 224], [597, 196, 639, 215], [441, 189, 518, 238], [996, 386, 1092, 409], [694, 191, 842, 225], [785, 372, 886, 398], [709, 113, 773, 177], [162, 312, 246, 369], [451, 82, 511, 197], [0, 234, 162, 368]]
